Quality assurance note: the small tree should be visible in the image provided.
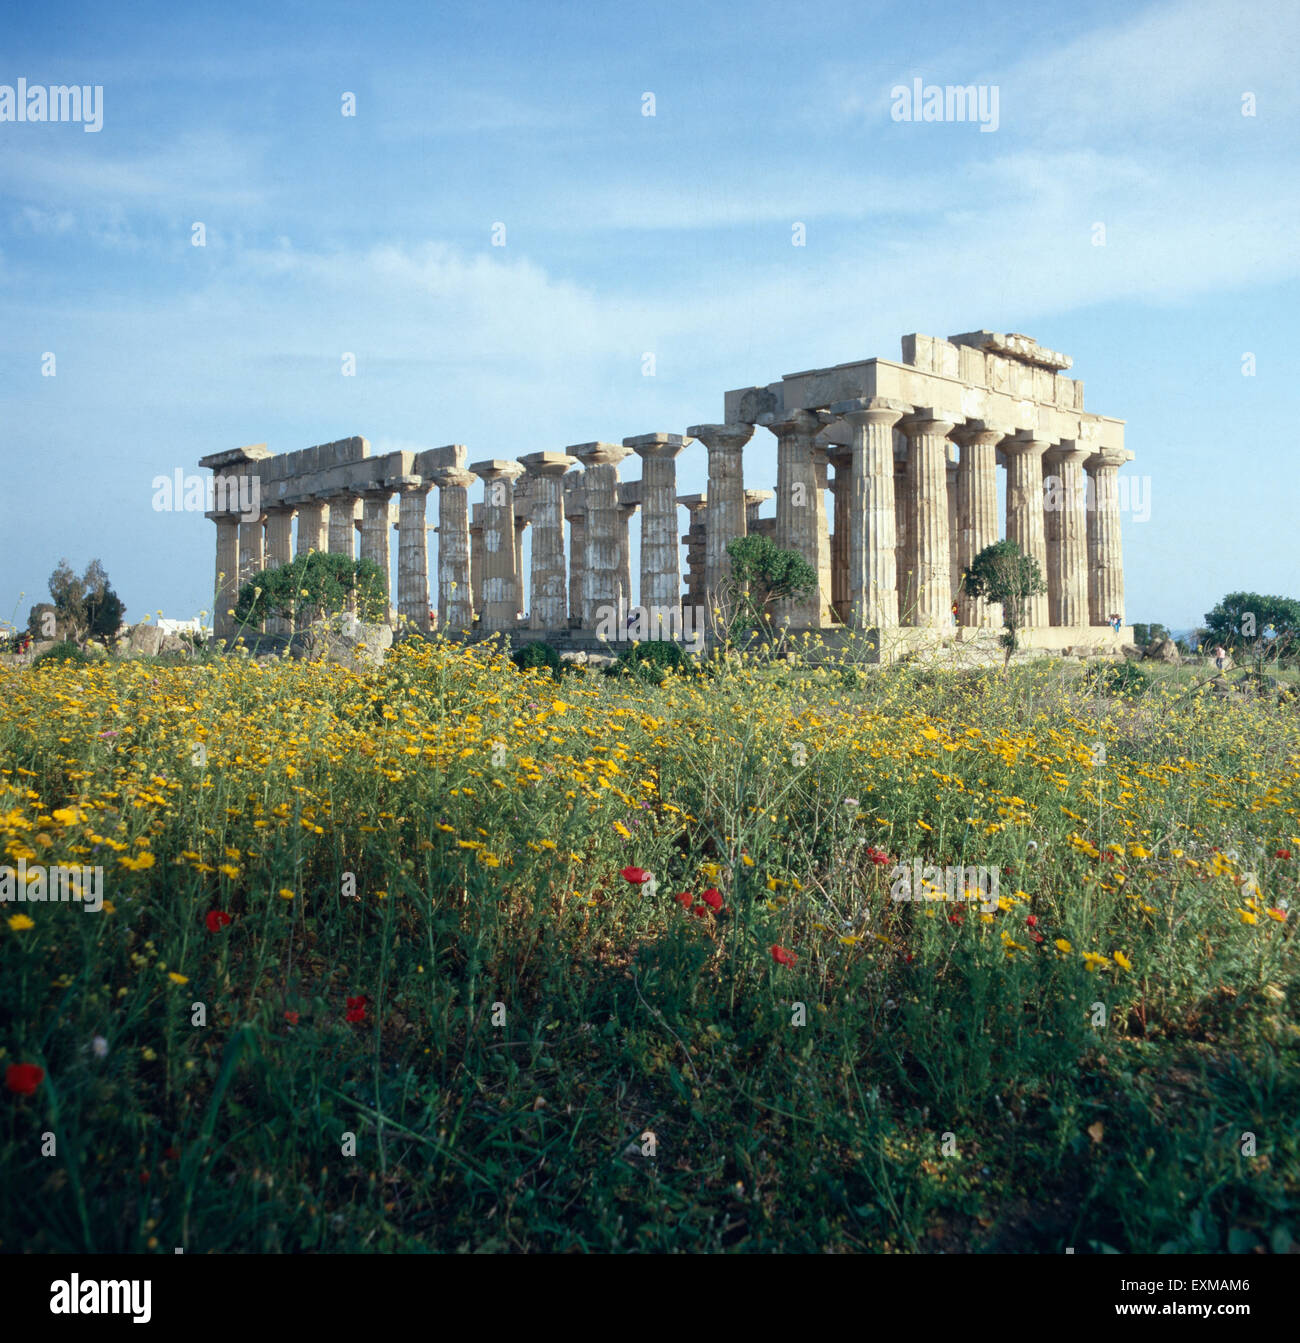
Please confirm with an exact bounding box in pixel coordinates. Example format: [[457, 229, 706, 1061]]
[[963, 540, 1046, 666], [32, 559, 125, 648], [1203, 591, 1300, 661], [232, 552, 388, 632], [1132, 622, 1169, 649], [722, 534, 818, 640]]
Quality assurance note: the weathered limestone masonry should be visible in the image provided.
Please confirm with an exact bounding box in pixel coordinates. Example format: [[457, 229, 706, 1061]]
[[198, 329, 1133, 652]]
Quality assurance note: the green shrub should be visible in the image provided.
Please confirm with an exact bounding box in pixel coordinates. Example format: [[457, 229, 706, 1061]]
[[32, 640, 93, 668], [1084, 660, 1150, 697], [511, 641, 563, 681], [607, 639, 694, 683]]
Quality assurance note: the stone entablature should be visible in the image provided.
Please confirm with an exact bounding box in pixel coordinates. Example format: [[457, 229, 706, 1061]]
[[201, 329, 1134, 645]]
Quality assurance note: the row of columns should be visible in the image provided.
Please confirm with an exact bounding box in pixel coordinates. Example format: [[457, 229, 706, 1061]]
[[210, 408, 1125, 641]]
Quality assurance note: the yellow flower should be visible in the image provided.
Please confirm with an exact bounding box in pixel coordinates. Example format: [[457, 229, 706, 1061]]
[[168, 972, 189, 985], [1082, 952, 1111, 972], [1113, 951, 1132, 971], [218, 864, 240, 879], [612, 821, 632, 840], [1055, 938, 1073, 953], [7, 914, 35, 931], [278, 888, 295, 900], [1238, 909, 1257, 925]]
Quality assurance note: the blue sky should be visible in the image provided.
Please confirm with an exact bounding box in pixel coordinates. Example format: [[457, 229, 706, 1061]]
[[2, 0, 1297, 632]]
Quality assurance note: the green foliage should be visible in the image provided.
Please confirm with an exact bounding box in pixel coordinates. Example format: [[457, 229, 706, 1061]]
[[32, 640, 93, 668], [1132, 622, 1169, 648], [963, 540, 1046, 659], [1084, 659, 1151, 697], [723, 534, 818, 632], [32, 559, 125, 646], [233, 552, 388, 629], [511, 641, 563, 681], [1204, 591, 1300, 658], [607, 638, 694, 683]]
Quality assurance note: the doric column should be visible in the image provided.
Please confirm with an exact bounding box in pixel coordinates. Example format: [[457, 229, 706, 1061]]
[[689, 423, 752, 612], [236, 495, 266, 632], [763, 409, 826, 627], [1043, 442, 1091, 627], [563, 489, 585, 626], [514, 519, 528, 617], [295, 499, 329, 557], [894, 431, 913, 621], [395, 477, 433, 632], [572, 442, 630, 630], [469, 520, 485, 619], [263, 505, 295, 636], [432, 467, 475, 632], [617, 503, 638, 612], [265, 506, 294, 569], [470, 460, 526, 632], [745, 489, 773, 531], [827, 452, 851, 623], [833, 397, 906, 629], [627, 433, 689, 626], [946, 452, 960, 620], [1086, 447, 1127, 626], [951, 423, 1003, 628], [899, 410, 956, 629], [678, 493, 708, 613], [360, 488, 395, 622], [519, 452, 576, 632], [328, 493, 359, 557], [811, 445, 834, 623], [209, 513, 240, 643], [1003, 432, 1052, 628]]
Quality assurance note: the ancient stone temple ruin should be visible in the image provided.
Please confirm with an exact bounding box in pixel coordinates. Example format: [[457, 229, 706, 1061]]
[[200, 330, 1134, 650]]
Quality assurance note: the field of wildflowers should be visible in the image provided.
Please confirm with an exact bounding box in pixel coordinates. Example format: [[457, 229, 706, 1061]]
[[1, 641, 1297, 1252]]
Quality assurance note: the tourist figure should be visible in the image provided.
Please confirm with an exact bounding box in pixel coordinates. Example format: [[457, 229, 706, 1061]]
[[1212, 644, 1226, 672], [1109, 612, 1121, 635]]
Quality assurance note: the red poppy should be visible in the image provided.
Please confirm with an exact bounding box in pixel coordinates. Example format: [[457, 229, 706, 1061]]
[[620, 866, 651, 885], [1277, 849, 1292, 860], [1026, 914, 1038, 927], [1031, 932, 1045, 944], [692, 904, 708, 918], [701, 888, 723, 911], [345, 994, 367, 1023], [948, 910, 964, 925], [770, 945, 797, 967], [865, 846, 890, 866], [284, 1010, 300, 1026], [673, 892, 692, 908], [205, 910, 232, 933], [4, 1063, 44, 1096]]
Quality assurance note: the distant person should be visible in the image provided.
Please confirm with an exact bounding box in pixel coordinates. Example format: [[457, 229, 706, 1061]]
[[951, 599, 959, 626], [1212, 644, 1226, 671], [1109, 612, 1122, 635]]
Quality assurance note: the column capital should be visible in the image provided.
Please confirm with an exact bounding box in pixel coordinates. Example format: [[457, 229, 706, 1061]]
[[744, 489, 774, 506], [568, 440, 631, 468], [624, 432, 692, 458], [392, 473, 432, 494], [899, 408, 956, 439], [518, 451, 578, 478], [1003, 429, 1054, 458], [687, 422, 754, 452], [1044, 441, 1092, 468], [950, 419, 1011, 449], [470, 458, 526, 483], [829, 395, 909, 429], [677, 492, 708, 509], [432, 466, 478, 491], [1085, 447, 1128, 473], [757, 408, 822, 439]]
